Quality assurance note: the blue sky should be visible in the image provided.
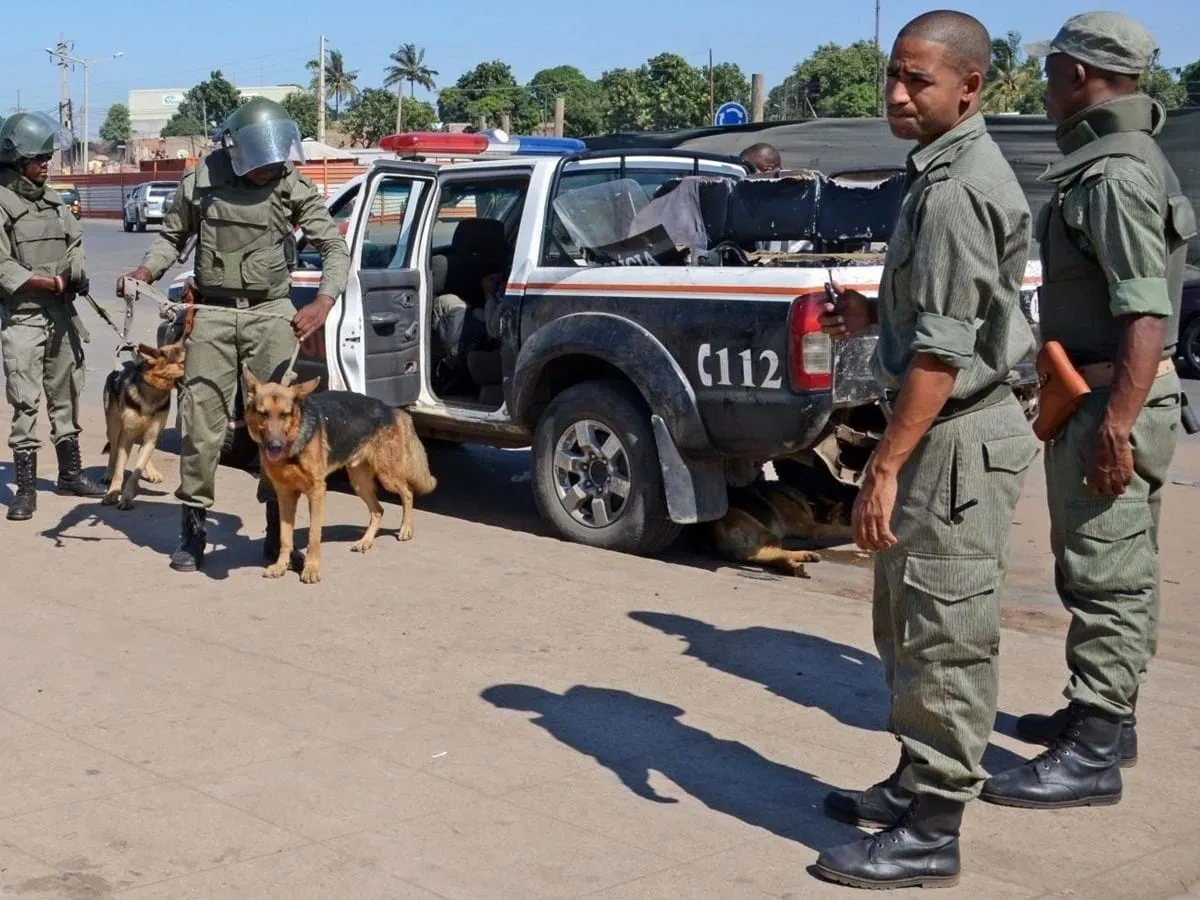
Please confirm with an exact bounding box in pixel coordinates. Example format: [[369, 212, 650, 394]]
[[4, 0, 1194, 136]]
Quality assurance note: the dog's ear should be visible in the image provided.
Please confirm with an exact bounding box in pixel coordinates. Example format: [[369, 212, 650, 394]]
[[242, 365, 261, 399], [293, 377, 321, 400], [136, 343, 162, 361]]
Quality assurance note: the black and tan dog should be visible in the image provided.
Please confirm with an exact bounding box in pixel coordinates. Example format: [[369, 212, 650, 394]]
[[242, 367, 437, 585], [101, 342, 187, 510], [694, 460, 854, 577]]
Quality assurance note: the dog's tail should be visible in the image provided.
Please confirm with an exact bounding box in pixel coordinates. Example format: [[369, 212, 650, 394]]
[[101, 368, 122, 454], [395, 410, 437, 495]]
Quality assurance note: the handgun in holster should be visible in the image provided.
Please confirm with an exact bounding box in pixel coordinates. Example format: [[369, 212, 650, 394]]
[[1181, 392, 1200, 435]]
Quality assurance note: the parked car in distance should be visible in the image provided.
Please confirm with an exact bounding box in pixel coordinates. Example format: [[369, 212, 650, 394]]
[[123, 181, 178, 233], [50, 183, 81, 218], [1176, 273, 1200, 379]]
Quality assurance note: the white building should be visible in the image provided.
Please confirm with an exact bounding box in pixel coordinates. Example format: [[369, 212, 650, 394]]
[[128, 85, 304, 138]]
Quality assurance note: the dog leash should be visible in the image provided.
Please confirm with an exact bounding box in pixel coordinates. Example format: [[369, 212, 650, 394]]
[[120, 279, 304, 386]]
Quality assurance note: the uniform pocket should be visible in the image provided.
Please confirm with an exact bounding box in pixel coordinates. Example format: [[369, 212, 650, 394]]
[[901, 553, 1001, 663], [239, 245, 290, 292], [1059, 500, 1153, 595], [1167, 194, 1198, 249], [982, 434, 1039, 475]]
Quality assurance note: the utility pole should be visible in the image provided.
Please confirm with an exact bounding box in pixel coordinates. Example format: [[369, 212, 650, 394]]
[[54, 35, 73, 169], [874, 0, 883, 117], [45, 41, 123, 174], [750, 73, 765, 122], [553, 96, 565, 138], [316, 33, 327, 144], [708, 49, 715, 125]]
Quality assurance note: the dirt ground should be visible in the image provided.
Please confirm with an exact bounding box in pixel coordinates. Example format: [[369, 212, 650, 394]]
[[0, 221, 1196, 898]]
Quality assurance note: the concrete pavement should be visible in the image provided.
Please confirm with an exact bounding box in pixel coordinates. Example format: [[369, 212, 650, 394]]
[[0, 221, 1197, 898]]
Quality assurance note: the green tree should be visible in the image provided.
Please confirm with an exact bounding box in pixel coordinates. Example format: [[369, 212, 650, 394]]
[[767, 41, 887, 119], [384, 43, 438, 98], [983, 32, 1043, 113], [1143, 63, 1187, 109], [306, 48, 359, 118], [438, 60, 538, 131], [163, 70, 242, 136], [99, 102, 131, 143], [340, 88, 434, 146], [1182, 59, 1200, 106], [642, 53, 708, 129], [528, 65, 603, 136], [711, 62, 751, 110], [599, 67, 651, 132], [281, 91, 322, 139]]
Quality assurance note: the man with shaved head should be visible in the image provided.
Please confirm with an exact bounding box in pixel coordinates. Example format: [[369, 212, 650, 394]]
[[739, 142, 782, 175], [813, 9, 1037, 889], [981, 12, 1196, 812]]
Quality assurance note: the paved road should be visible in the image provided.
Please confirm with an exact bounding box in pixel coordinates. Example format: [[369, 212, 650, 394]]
[[0, 220, 1194, 897]]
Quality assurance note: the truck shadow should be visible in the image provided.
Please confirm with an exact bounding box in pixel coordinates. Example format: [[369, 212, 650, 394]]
[[481, 682, 865, 853]]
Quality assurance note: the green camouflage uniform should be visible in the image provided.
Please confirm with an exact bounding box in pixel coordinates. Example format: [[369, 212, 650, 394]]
[[1037, 93, 1196, 718], [137, 149, 350, 510], [0, 169, 88, 452], [872, 114, 1039, 802]]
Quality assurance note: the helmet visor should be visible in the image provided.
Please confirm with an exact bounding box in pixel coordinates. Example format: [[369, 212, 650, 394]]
[[225, 119, 304, 177]]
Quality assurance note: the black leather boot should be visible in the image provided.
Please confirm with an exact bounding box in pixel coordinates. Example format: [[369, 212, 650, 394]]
[[262, 500, 304, 570], [824, 749, 915, 827], [170, 505, 207, 572], [813, 794, 963, 890], [53, 437, 106, 497], [7, 450, 38, 521], [1015, 701, 1137, 768], [981, 704, 1123, 809]]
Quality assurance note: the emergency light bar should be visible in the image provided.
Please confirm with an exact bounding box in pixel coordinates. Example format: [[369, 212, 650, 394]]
[[379, 129, 586, 159]]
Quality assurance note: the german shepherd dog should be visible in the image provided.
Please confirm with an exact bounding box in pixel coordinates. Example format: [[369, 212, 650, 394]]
[[693, 460, 854, 577], [101, 342, 187, 510], [241, 367, 437, 584]]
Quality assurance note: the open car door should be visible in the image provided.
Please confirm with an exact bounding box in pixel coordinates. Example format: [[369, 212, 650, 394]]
[[333, 161, 438, 406]]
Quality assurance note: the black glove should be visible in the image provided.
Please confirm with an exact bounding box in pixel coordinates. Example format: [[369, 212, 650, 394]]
[[71, 272, 91, 296]]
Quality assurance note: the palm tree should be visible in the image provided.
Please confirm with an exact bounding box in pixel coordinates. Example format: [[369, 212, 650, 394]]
[[984, 31, 1037, 113], [306, 49, 360, 119], [384, 43, 438, 132]]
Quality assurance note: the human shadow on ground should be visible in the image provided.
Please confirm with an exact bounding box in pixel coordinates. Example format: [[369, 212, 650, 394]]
[[39, 499, 255, 581], [628, 612, 1028, 775], [482, 683, 864, 852]]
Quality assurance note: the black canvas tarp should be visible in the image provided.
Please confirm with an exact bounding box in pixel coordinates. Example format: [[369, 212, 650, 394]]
[[583, 108, 1200, 270]]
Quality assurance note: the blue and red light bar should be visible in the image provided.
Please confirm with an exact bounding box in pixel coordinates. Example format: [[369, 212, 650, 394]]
[[379, 129, 586, 159]]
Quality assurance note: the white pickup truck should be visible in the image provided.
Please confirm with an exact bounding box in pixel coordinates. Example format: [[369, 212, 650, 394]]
[[162, 132, 1042, 556]]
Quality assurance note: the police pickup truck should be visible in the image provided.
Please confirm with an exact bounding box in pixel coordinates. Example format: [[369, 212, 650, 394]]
[[161, 130, 1042, 556]]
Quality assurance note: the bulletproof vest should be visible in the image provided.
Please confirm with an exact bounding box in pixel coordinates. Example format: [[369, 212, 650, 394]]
[[1038, 103, 1197, 362], [192, 149, 299, 300], [0, 177, 69, 303]]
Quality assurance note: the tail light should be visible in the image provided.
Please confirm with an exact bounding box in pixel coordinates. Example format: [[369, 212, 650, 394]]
[[787, 293, 832, 391]]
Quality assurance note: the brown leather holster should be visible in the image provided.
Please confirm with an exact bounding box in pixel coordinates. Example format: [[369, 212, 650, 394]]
[[179, 278, 199, 343], [1032, 340, 1092, 441]]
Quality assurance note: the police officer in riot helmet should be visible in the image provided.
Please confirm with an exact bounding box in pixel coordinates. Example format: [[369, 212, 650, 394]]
[[118, 97, 350, 573], [1, 111, 106, 521]]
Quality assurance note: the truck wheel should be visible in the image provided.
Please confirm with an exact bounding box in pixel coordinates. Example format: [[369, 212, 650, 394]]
[[122, 215, 133, 233], [1179, 316, 1200, 380], [533, 380, 681, 556]]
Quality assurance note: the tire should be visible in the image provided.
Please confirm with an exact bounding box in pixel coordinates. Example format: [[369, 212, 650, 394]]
[[1179, 316, 1200, 380], [532, 379, 681, 556], [122, 215, 132, 233], [136, 218, 147, 233]]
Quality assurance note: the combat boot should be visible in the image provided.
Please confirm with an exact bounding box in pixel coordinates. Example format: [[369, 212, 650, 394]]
[[53, 437, 106, 497], [813, 794, 963, 890], [824, 748, 915, 827], [1015, 701, 1137, 767], [981, 703, 1123, 809], [262, 500, 304, 570], [170, 505, 207, 572], [7, 450, 38, 521]]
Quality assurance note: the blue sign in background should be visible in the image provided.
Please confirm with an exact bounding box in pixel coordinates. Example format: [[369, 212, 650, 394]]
[[714, 101, 749, 126]]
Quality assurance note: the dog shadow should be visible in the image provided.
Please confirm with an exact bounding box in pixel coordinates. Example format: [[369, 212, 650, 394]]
[[628, 611, 1028, 775], [40, 500, 257, 581], [481, 683, 864, 852]]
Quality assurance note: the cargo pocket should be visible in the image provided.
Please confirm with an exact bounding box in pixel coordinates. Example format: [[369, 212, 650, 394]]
[[1059, 501, 1153, 596], [900, 554, 1000, 663], [240, 244, 289, 293], [982, 434, 1039, 476], [1166, 194, 1198, 250]]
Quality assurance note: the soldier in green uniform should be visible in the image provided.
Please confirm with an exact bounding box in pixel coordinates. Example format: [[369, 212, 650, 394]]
[[118, 98, 350, 573], [1, 111, 106, 521], [811, 11, 1039, 889], [981, 12, 1196, 809]]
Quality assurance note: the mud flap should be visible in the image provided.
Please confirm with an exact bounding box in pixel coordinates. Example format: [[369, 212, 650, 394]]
[[651, 413, 727, 525]]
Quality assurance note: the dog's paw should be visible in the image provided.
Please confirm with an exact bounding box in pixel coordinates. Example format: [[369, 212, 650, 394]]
[[263, 562, 289, 579], [397, 524, 414, 542], [117, 494, 136, 511], [799, 551, 822, 562], [101, 490, 121, 506], [350, 538, 374, 553], [141, 467, 165, 484], [299, 563, 322, 584]]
